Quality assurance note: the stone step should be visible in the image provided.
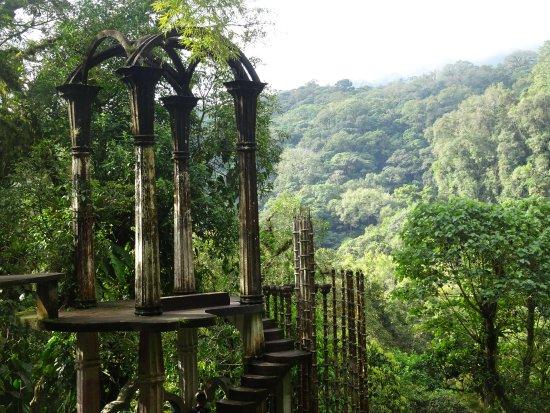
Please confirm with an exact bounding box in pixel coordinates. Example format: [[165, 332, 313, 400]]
[[262, 318, 277, 329], [264, 349, 311, 365], [248, 360, 288, 376], [228, 386, 269, 403], [241, 373, 279, 388], [263, 327, 283, 341], [264, 338, 294, 353], [216, 398, 257, 413]]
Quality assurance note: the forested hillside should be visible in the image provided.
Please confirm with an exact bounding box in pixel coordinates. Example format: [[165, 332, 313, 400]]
[[270, 44, 550, 252], [261, 45, 550, 411], [268, 47, 548, 250]]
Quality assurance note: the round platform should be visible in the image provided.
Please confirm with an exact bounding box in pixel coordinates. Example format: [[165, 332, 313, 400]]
[[38, 293, 263, 332]]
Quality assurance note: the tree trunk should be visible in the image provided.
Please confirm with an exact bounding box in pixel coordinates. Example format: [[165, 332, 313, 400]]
[[481, 300, 516, 412], [522, 295, 535, 386]]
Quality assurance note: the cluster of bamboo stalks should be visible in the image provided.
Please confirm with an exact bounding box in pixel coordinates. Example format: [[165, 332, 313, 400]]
[[263, 212, 369, 412]]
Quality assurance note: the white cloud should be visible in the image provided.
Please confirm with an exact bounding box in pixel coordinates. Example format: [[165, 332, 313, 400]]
[[246, 0, 550, 89]]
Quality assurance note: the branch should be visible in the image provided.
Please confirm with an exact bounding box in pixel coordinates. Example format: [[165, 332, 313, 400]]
[[29, 376, 46, 412], [101, 379, 138, 413], [164, 391, 185, 412], [274, 238, 293, 256], [0, 18, 55, 48], [204, 376, 231, 400], [439, 287, 481, 344], [20, 34, 63, 58], [454, 278, 481, 314]]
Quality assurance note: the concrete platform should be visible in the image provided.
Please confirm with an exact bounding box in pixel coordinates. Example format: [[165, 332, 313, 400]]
[[28, 292, 262, 332]]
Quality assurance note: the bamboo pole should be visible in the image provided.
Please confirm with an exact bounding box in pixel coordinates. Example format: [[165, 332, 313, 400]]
[[292, 216, 303, 413], [340, 269, 348, 413], [346, 270, 358, 412], [331, 269, 339, 411], [320, 283, 331, 411], [298, 216, 310, 412], [305, 215, 318, 413], [358, 270, 369, 412], [284, 285, 293, 338]]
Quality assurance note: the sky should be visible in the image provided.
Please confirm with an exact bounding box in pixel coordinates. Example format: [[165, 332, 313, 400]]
[[246, 0, 550, 90]]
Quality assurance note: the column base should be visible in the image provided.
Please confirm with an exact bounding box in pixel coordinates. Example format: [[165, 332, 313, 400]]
[[240, 294, 264, 305], [172, 290, 196, 296], [75, 299, 97, 309]]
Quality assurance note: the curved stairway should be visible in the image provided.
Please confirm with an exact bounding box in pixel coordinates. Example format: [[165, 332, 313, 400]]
[[216, 318, 310, 412]]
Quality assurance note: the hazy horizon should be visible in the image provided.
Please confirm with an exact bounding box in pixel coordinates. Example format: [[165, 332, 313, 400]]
[[247, 0, 550, 90], [261, 43, 545, 91]]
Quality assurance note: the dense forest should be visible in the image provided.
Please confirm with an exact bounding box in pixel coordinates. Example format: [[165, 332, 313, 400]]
[[0, 0, 549, 410], [270, 48, 548, 247], [261, 45, 550, 411]]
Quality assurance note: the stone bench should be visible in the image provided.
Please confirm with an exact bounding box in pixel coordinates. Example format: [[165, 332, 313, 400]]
[[0, 272, 63, 319]]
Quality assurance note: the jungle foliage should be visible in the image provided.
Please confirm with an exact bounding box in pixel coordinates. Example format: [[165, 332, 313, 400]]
[[263, 44, 550, 411], [0, 0, 279, 410], [0, 0, 549, 410]]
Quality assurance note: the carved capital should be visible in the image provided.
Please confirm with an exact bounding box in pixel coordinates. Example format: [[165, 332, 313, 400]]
[[224, 80, 265, 145], [57, 83, 99, 150], [224, 80, 265, 99], [116, 66, 162, 139], [161, 95, 198, 155]]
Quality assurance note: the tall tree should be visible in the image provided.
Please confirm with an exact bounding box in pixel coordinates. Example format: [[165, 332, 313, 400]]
[[395, 198, 550, 411]]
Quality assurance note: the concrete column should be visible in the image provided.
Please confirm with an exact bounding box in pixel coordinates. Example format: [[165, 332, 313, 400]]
[[161, 95, 198, 294], [58, 83, 101, 413], [177, 328, 198, 412], [224, 80, 266, 305], [117, 66, 163, 316], [275, 371, 292, 413], [229, 312, 265, 361], [137, 331, 165, 413], [75, 332, 101, 413], [57, 83, 99, 307]]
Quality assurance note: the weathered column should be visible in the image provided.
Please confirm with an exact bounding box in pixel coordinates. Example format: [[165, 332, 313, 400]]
[[224, 80, 266, 305], [137, 331, 165, 413], [117, 66, 163, 316], [162, 95, 201, 412], [58, 83, 101, 413], [57, 83, 99, 307], [177, 328, 198, 412], [275, 371, 292, 413], [75, 333, 101, 413], [229, 312, 265, 361], [161, 95, 198, 295]]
